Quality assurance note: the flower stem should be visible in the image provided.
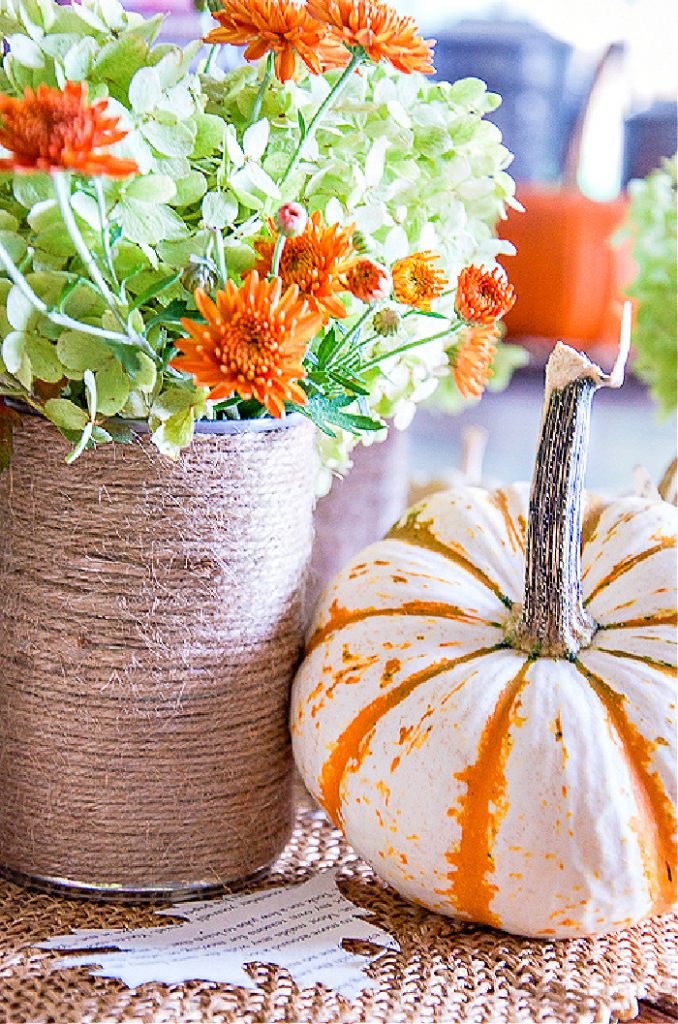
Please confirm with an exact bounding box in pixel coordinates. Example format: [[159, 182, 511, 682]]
[[270, 234, 286, 278], [204, 43, 220, 76], [214, 227, 227, 284], [0, 236, 151, 348], [278, 50, 363, 192], [247, 52, 274, 130], [52, 172, 124, 323], [327, 306, 373, 366], [359, 326, 454, 370], [94, 178, 120, 292]]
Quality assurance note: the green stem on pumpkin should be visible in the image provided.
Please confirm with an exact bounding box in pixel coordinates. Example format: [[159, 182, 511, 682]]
[[507, 306, 632, 659], [247, 52, 275, 130], [278, 50, 363, 192], [52, 172, 123, 324]]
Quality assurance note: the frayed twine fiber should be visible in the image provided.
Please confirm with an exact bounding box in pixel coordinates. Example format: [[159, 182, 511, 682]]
[[0, 414, 317, 895]]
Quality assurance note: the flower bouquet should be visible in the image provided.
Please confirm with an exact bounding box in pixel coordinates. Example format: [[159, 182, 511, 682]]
[[0, 0, 518, 897]]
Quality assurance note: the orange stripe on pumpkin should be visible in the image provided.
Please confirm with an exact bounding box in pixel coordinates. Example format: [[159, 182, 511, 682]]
[[590, 647, 676, 676], [575, 660, 677, 914], [442, 660, 531, 929], [388, 513, 513, 608], [581, 498, 607, 547], [318, 645, 503, 827], [584, 538, 676, 607], [598, 611, 678, 632], [488, 489, 526, 554], [307, 599, 497, 655]]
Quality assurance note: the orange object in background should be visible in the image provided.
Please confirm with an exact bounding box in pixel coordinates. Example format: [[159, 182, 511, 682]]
[[497, 187, 635, 354]]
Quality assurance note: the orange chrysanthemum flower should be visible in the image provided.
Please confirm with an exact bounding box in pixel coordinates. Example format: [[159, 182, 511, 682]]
[[392, 251, 448, 311], [254, 210, 356, 322], [307, 0, 435, 74], [205, 0, 348, 83], [453, 324, 499, 400], [343, 258, 391, 303], [456, 265, 516, 325], [171, 271, 323, 418], [0, 81, 138, 177]]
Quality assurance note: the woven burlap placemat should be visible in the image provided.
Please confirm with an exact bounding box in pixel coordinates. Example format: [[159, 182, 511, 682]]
[[1, 790, 676, 1024]]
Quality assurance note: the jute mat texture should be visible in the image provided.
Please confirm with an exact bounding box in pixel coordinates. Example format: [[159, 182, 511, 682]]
[[1, 792, 676, 1024]]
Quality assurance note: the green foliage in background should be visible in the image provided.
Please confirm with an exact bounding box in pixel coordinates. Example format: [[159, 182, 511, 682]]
[[619, 156, 677, 414]]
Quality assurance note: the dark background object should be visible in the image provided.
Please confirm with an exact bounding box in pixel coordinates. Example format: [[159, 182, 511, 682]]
[[622, 100, 678, 184], [434, 19, 611, 183]]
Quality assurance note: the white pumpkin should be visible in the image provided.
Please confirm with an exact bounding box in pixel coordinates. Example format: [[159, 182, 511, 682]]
[[291, 331, 677, 939]]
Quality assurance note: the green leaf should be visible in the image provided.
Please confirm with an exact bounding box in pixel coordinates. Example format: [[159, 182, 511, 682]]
[[95, 358, 130, 416], [56, 331, 112, 373], [151, 406, 193, 457], [316, 327, 343, 367], [325, 368, 369, 396], [0, 229, 27, 264], [91, 35, 150, 101], [2, 331, 27, 375], [192, 113, 225, 158], [129, 271, 180, 310], [100, 339, 145, 375], [44, 397, 89, 431], [33, 222, 77, 257], [25, 334, 64, 383], [304, 395, 384, 435], [448, 77, 489, 109], [6, 33, 44, 68], [118, 197, 187, 246], [157, 235, 207, 269], [129, 351, 157, 393], [150, 385, 195, 421], [105, 423, 135, 443], [128, 65, 162, 113], [141, 120, 196, 158], [91, 424, 113, 444], [63, 35, 98, 80], [170, 171, 207, 208], [125, 174, 177, 204], [0, 212, 19, 231], [6, 286, 40, 332], [201, 190, 238, 230]]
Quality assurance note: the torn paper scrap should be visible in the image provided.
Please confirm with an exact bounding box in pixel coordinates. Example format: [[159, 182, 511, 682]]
[[38, 870, 398, 998]]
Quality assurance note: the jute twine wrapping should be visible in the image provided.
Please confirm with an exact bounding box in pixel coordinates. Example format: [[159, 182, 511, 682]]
[[0, 788, 675, 1024], [309, 427, 410, 610], [0, 414, 317, 893]]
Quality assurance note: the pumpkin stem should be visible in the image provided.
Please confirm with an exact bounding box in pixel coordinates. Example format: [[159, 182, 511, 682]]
[[509, 306, 632, 659]]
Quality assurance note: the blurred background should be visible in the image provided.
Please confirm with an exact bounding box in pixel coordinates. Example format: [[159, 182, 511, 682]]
[[132, 0, 677, 491]]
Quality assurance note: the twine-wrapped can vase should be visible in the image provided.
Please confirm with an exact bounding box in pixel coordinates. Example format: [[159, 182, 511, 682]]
[[0, 413, 316, 899]]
